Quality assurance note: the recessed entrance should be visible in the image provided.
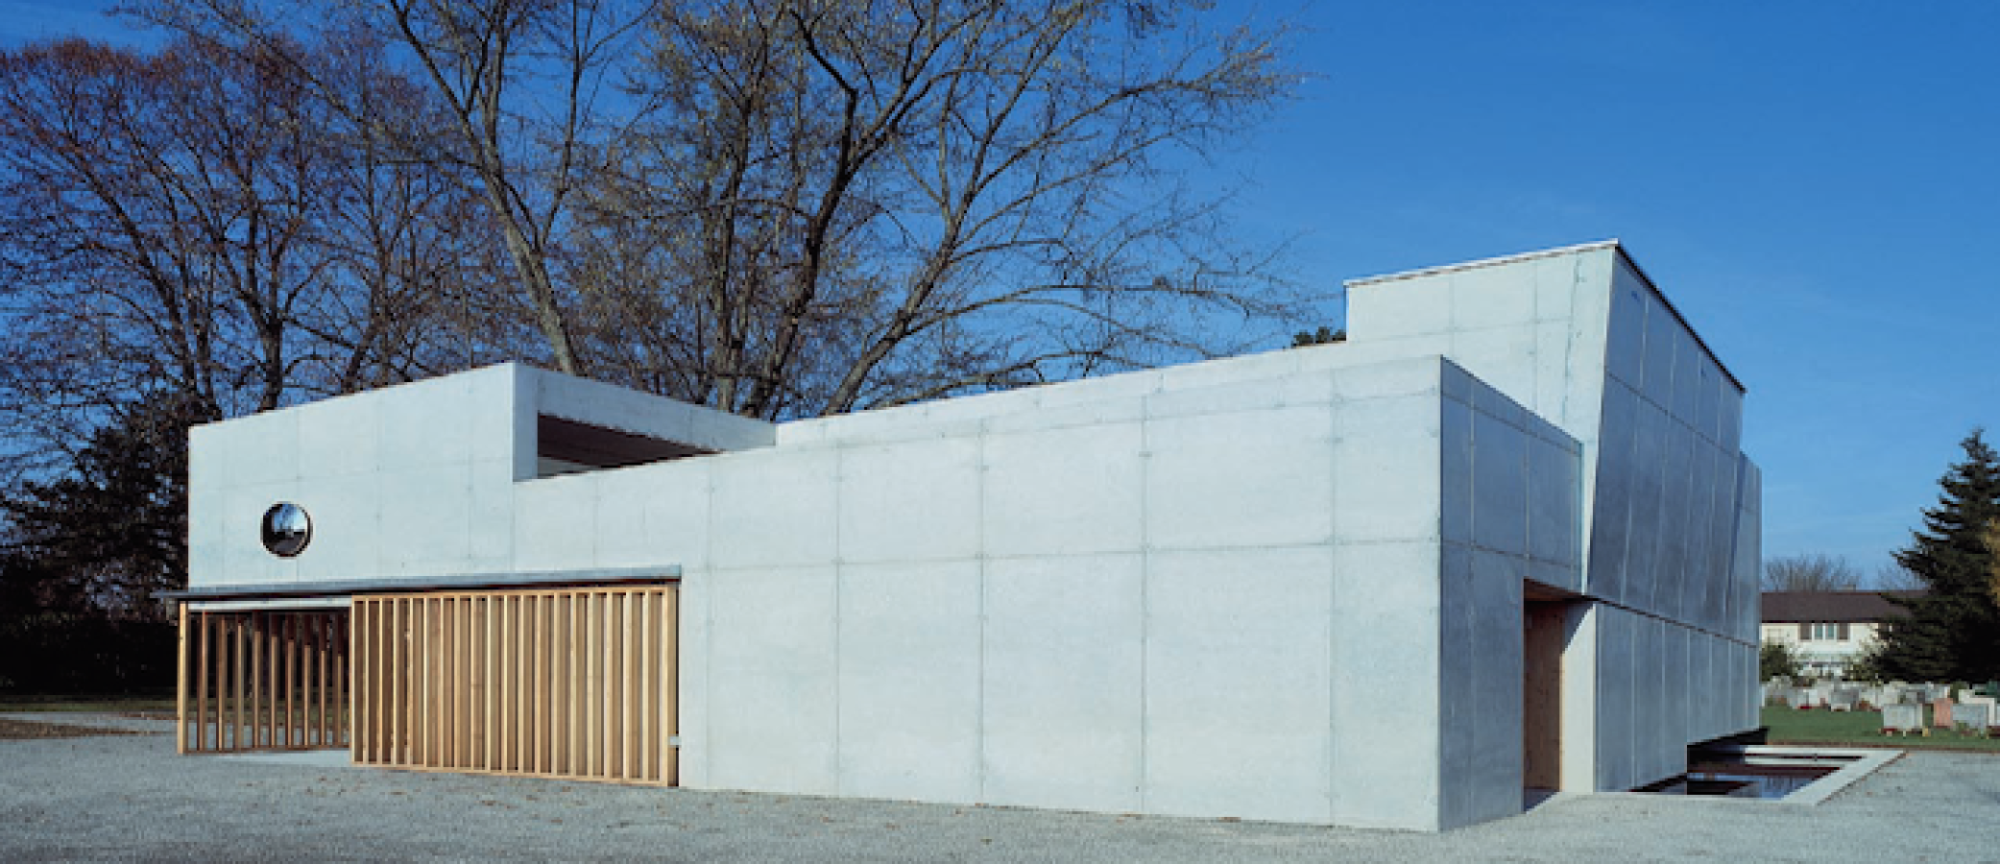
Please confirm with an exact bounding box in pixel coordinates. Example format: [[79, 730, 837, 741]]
[[1522, 592, 1572, 793]]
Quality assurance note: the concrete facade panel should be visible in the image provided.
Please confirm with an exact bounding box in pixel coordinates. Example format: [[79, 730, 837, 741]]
[[982, 424, 1144, 557], [1330, 541, 1440, 830], [836, 561, 983, 804], [1604, 270, 1646, 388], [1528, 434, 1579, 570], [295, 395, 379, 480], [1625, 399, 1669, 613], [375, 464, 474, 576], [1441, 398, 1473, 547], [709, 449, 838, 569], [1143, 407, 1334, 551], [1144, 548, 1333, 823], [1451, 267, 1536, 331], [292, 473, 380, 583], [1470, 409, 1529, 556], [1450, 326, 1538, 410], [837, 438, 982, 564], [1354, 276, 1452, 338], [1437, 545, 1474, 829], [1461, 551, 1524, 827], [1333, 394, 1441, 544], [511, 476, 596, 573], [705, 566, 840, 795], [981, 554, 1144, 813]]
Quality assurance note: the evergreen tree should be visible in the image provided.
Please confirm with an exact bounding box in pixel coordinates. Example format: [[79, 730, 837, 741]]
[[1873, 430, 2000, 681], [0, 392, 214, 692], [1, 391, 214, 621]]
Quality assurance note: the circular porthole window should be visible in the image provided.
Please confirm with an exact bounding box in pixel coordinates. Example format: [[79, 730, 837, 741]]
[[261, 502, 312, 557]]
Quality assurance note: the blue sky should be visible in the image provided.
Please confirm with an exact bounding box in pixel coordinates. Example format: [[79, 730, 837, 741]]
[[7, 1, 1995, 582]]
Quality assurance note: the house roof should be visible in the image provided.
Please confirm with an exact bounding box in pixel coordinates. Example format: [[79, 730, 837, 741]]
[[1761, 591, 1924, 624]]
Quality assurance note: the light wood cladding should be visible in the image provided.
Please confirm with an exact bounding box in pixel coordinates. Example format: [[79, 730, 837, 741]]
[[350, 585, 678, 785], [175, 608, 349, 753], [1523, 600, 1567, 790]]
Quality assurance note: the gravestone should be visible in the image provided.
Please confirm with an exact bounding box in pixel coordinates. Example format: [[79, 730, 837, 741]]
[[1881, 703, 1922, 735], [1828, 689, 1860, 712], [1951, 703, 1991, 734], [1787, 688, 1816, 709], [1932, 697, 1955, 728], [1961, 696, 1997, 728]]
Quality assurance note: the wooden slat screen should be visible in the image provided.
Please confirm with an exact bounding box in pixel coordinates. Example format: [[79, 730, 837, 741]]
[[175, 607, 349, 754], [349, 585, 678, 785]]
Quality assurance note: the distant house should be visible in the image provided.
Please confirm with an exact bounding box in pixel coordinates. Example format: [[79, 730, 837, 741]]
[[1760, 591, 1919, 678]]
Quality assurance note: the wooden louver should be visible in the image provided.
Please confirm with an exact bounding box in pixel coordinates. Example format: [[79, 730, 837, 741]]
[[348, 585, 678, 785]]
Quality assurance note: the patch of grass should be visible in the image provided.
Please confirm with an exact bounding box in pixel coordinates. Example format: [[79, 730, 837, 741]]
[[1761, 705, 2000, 751], [0, 694, 175, 714]]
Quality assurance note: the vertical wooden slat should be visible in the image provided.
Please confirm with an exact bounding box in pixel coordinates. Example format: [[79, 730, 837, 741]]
[[638, 592, 653, 781], [364, 602, 377, 760], [506, 595, 518, 771], [570, 593, 584, 776], [175, 604, 189, 754], [551, 594, 567, 777], [391, 601, 404, 763], [587, 592, 604, 778], [280, 615, 292, 748], [456, 596, 470, 769], [485, 596, 499, 770], [333, 613, 347, 749], [536, 594, 550, 775], [665, 587, 678, 785], [248, 614, 262, 749], [352, 603, 367, 760], [616, 592, 632, 780], [191, 611, 208, 752], [428, 598, 438, 767], [603, 592, 620, 778], [354, 605, 365, 757], [231, 618, 245, 751]]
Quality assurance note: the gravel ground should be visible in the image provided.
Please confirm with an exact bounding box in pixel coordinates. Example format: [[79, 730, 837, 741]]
[[3, 713, 1998, 862]]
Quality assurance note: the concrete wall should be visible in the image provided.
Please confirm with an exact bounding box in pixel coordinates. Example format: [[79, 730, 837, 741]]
[[188, 364, 774, 588], [1436, 363, 1583, 827], [1345, 242, 1760, 793], [184, 240, 1751, 828], [487, 356, 1580, 831]]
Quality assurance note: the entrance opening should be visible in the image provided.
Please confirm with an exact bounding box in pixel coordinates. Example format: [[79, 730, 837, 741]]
[[176, 607, 351, 753], [1522, 593, 1569, 794]]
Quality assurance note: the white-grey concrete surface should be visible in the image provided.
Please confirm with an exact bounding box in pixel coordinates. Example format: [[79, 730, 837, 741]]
[[182, 241, 1763, 832], [3, 720, 1997, 863]]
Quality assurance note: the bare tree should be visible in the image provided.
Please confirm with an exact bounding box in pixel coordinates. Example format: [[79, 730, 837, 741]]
[[1872, 560, 1925, 592], [574, 0, 1307, 418], [0, 35, 506, 470], [132, 0, 656, 377], [1763, 553, 1864, 593], [126, 0, 1309, 419]]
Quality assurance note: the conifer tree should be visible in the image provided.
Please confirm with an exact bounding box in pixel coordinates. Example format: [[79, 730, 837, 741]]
[[1873, 430, 2000, 681]]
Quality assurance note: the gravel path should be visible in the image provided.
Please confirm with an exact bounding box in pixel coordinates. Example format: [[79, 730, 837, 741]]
[[3, 713, 1997, 862]]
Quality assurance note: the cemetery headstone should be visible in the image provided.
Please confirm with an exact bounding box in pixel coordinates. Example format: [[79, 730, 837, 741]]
[[1951, 702, 1991, 735], [1881, 703, 1923, 735]]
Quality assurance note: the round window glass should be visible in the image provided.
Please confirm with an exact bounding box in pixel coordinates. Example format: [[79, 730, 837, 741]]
[[261, 502, 312, 557]]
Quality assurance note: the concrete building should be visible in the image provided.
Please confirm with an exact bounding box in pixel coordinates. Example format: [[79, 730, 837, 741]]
[[1761, 591, 1918, 679], [171, 240, 1762, 832]]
